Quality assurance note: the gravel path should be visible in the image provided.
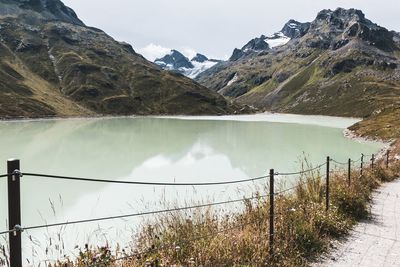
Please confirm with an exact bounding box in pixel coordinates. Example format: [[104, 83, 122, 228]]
[[314, 179, 400, 267]]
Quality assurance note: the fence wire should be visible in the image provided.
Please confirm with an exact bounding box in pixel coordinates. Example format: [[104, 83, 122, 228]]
[[0, 229, 14, 235], [275, 162, 326, 176], [0, 194, 268, 234], [23, 159, 330, 187], [331, 159, 348, 165], [23, 172, 269, 186], [275, 174, 326, 196]]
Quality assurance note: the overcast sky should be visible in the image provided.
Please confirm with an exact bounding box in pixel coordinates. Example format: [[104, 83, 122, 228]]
[[63, 0, 400, 60]]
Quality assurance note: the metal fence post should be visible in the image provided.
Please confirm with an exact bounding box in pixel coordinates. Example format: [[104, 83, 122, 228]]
[[269, 169, 274, 260], [371, 154, 375, 170], [348, 158, 351, 186], [326, 157, 330, 211], [386, 150, 390, 169], [7, 159, 22, 267], [360, 154, 364, 176]]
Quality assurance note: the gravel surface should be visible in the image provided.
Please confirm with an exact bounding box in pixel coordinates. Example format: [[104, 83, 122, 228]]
[[314, 179, 400, 267]]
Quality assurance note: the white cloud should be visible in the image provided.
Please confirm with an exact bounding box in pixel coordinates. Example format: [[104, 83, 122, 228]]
[[138, 43, 200, 62], [64, 0, 400, 60], [137, 43, 171, 61]]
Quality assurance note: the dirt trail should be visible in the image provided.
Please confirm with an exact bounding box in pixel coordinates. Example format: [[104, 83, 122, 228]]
[[314, 179, 400, 267]]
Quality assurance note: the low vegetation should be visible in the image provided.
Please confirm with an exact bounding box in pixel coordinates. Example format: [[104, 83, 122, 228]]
[[40, 159, 400, 267], [350, 107, 400, 140]]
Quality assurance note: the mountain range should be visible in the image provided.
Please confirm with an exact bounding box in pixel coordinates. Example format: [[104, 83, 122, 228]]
[[195, 8, 400, 138], [154, 50, 221, 79], [0, 0, 239, 118], [229, 20, 309, 62], [0, 1, 399, 141]]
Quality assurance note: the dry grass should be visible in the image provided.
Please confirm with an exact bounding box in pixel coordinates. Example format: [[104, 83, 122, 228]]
[[350, 108, 400, 140], [2, 161, 398, 267]]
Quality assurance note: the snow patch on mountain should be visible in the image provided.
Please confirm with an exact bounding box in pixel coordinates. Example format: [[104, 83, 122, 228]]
[[265, 32, 291, 48], [187, 60, 219, 78], [226, 73, 238, 86], [229, 20, 310, 62], [163, 60, 219, 79]]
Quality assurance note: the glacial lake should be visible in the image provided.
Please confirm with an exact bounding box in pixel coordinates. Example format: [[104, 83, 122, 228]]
[[0, 114, 384, 263]]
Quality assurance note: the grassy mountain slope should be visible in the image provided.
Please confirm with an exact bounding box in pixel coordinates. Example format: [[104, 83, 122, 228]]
[[196, 8, 400, 139], [0, 0, 238, 118]]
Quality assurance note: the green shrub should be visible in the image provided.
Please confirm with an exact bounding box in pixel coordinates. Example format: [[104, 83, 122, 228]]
[[332, 183, 369, 220]]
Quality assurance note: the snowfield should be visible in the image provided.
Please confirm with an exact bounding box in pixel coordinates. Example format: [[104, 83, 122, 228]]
[[180, 60, 219, 78], [265, 32, 291, 48]]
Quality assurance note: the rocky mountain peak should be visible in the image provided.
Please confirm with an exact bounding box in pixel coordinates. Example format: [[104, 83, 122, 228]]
[[154, 49, 221, 78], [0, 0, 84, 25], [243, 37, 270, 52], [196, 7, 400, 107], [229, 7, 383, 61], [192, 53, 208, 63], [229, 18, 315, 62], [309, 8, 395, 51], [313, 8, 369, 32], [229, 36, 270, 61], [281, 19, 310, 39], [155, 50, 194, 69], [316, 8, 365, 22]]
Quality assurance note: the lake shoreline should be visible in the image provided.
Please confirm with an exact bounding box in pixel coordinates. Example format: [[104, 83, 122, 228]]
[[2, 111, 394, 159], [343, 128, 396, 160], [0, 111, 361, 126], [3, 111, 393, 153], [2, 111, 395, 154], [2, 111, 391, 149]]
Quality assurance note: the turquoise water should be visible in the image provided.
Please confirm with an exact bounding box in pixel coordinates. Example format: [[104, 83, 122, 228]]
[[0, 115, 383, 263]]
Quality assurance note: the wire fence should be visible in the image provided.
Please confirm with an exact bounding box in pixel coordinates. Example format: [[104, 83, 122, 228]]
[[274, 174, 325, 196], [274, 162, 326, 176], [0, 229, 14, 235], [0, 154, 377, 235], [331, 159, 348, 165], [23, 172, 270, 186], [0, 162, 328, 233], [21, 194, 269, 232], [351, 158, 362, 163], [0, 151, 395, 266]]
